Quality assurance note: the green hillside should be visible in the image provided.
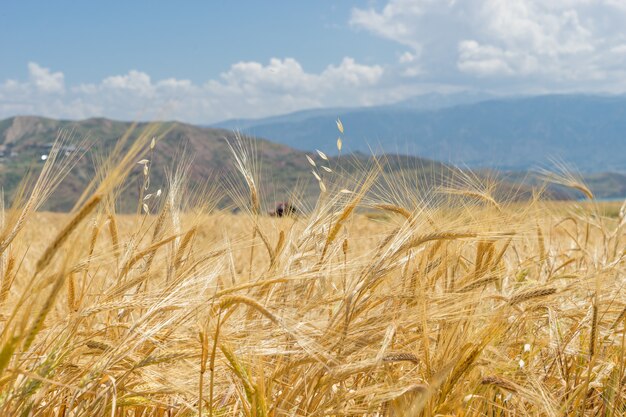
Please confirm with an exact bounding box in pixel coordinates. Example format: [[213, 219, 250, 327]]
[[0, 116, 583, 212]]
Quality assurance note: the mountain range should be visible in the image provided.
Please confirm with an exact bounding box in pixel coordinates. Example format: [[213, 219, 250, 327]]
[[213, 93, 626, 173], [2, 116, 463, 211], [1, 92, 626, 212], [0, 116, 305, 211]]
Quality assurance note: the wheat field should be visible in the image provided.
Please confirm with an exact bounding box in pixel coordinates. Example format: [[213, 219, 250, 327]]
[[0, 126, 625, 416]]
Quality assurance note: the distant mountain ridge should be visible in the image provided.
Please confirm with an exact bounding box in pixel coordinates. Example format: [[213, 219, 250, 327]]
[[0, 115, 624, 212], [214, 91, 496, 131], [0, 116, 309, 211], [212, 93, 626, 173]]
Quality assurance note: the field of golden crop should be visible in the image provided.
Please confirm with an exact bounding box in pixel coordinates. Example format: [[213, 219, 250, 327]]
[[0, 128, 624, 416]]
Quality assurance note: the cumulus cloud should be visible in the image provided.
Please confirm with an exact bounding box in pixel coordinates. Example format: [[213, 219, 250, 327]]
[[457, 41, 518, 76], [28, 62, 65, 93], [351, 0, 626, 88], [102, 70, 154, 96], [0, 58, 385, 123], [350, 0, 426, 51]]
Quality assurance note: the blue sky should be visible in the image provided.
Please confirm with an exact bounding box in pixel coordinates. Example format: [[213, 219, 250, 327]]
[[2, 0, 626, 123], [1, 1, 389, 83]]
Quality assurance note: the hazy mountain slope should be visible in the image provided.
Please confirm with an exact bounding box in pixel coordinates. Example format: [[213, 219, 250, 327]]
[[0, 116, 464, 211], [215, 94, 626, 172], [584, 172, 626, 199], [1, 116, 616, 212], [0, 116, 310, 211], [389, 91, 496, 111], [213, 92, 495, 131]]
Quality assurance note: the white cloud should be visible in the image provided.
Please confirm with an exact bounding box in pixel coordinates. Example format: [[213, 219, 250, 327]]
[[398, 51, 423, 77], [458, 40, 518, 76], [351, 0, 626, 88], [350, 0, 428, 51], [321, 57, 383, 86], [399, 51, 416, 64], [102, 70, 154, 96], [28, 62, 65, 93], [0, 58, 386, 123]]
